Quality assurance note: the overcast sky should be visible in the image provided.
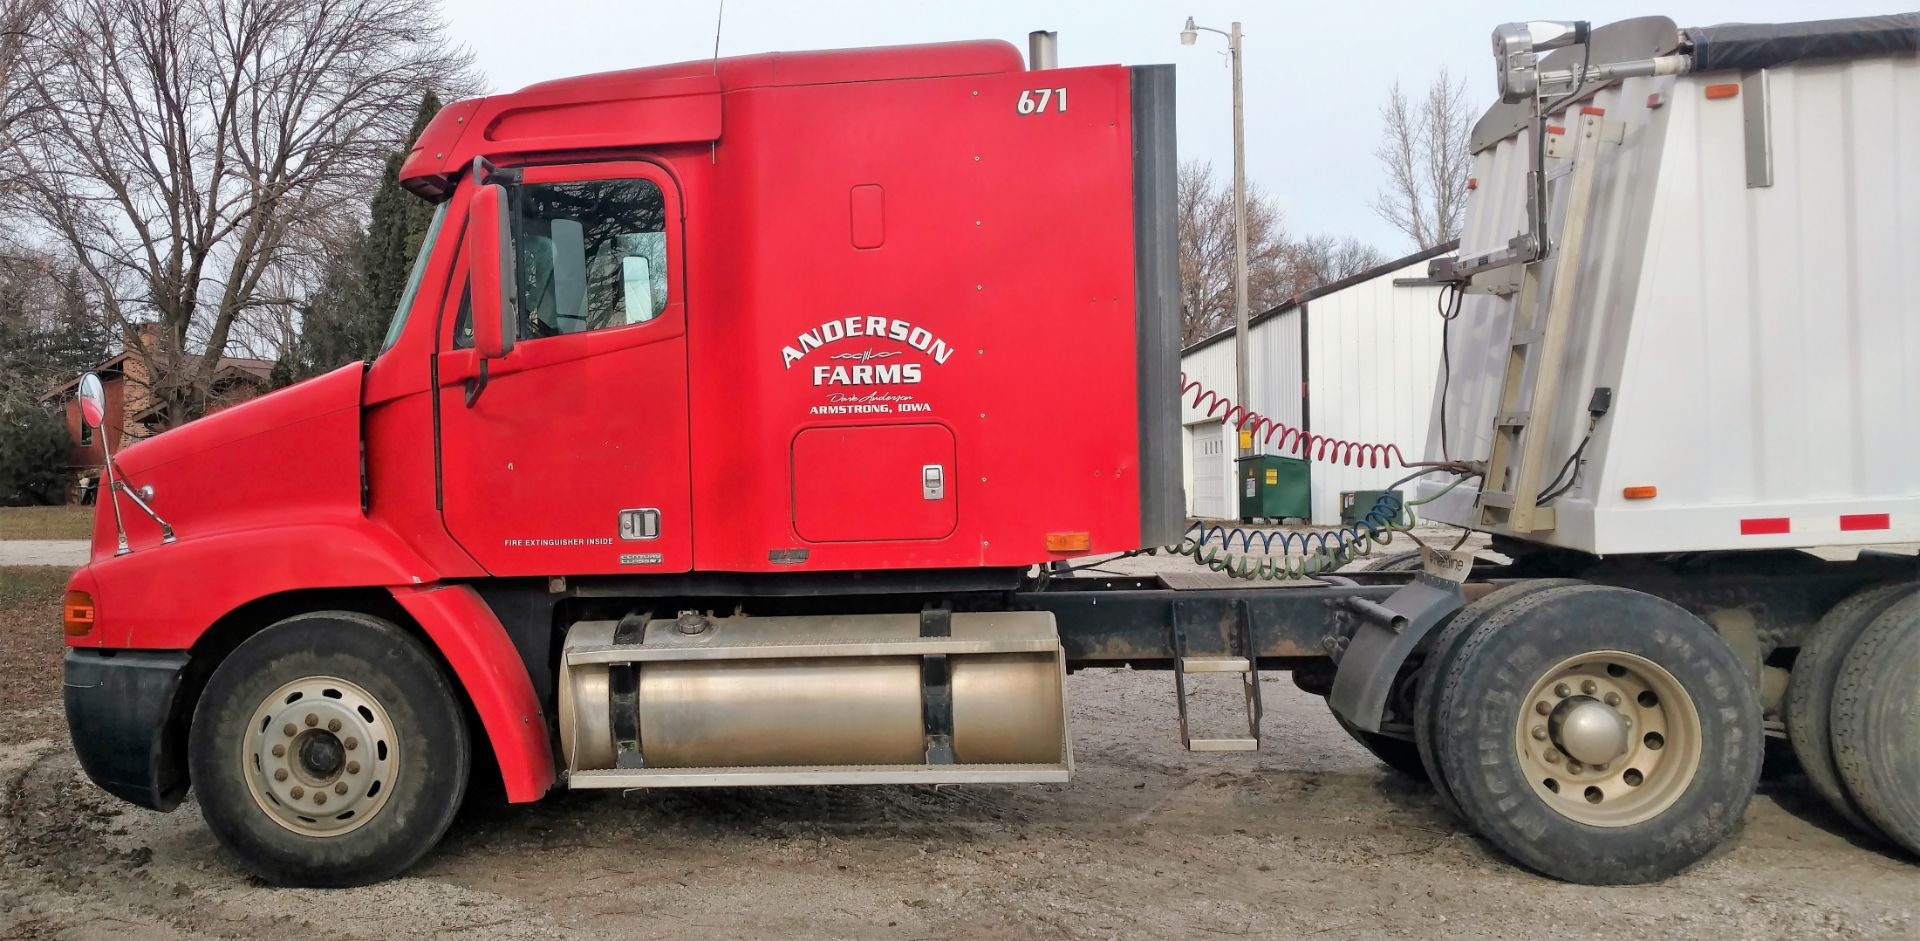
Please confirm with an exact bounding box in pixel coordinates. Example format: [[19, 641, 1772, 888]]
[[445, 1, 1899, 256]]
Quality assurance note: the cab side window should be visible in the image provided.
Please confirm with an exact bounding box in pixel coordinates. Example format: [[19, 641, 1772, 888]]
[[453, 176, 668, 349]]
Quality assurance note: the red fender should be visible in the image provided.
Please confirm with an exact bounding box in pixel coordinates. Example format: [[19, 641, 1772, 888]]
[[391, 584, 555, 802]]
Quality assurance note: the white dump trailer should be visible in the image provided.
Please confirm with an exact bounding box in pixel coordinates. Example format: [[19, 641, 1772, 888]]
[[1308, 13, 1920, 884], [1417, 14, 1920, 555]]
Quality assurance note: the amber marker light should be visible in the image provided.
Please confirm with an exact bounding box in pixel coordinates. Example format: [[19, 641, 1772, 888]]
[[63, 590, 96, 637], [1045, 532, 1092, 553]]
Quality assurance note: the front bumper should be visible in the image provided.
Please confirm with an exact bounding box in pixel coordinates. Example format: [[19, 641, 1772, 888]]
[[63, 649, 191, 811]]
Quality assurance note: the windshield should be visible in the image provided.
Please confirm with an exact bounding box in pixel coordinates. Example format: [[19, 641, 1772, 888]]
[[379, 201, 450, 353]]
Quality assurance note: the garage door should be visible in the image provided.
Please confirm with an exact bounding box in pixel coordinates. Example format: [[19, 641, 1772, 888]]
[[1190, 422, 1229, 519]]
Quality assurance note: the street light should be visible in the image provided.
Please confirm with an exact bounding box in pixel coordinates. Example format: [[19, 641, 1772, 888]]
[[1181, 16, 1249, 454]]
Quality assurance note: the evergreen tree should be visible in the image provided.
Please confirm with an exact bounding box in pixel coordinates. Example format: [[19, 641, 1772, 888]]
[[296, 91, 443, 377]]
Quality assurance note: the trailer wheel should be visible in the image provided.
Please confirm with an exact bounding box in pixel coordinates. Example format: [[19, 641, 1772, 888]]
[[1784, 582, 1914, 834], [1432, 585, 1762, 884], [1415, 579, 1582, 821], [1829, 592, 1920, 857], [188, 611, 470, 887]]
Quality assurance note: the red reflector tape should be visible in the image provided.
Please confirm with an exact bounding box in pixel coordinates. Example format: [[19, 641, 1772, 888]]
[[1581, 106, 1606, 116], [1840, 513, 1891, 532], [1740, 517, 1791, 536]]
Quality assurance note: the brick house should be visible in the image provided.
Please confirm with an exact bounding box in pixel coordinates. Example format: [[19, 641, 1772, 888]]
[[39, 325, 272, 501]]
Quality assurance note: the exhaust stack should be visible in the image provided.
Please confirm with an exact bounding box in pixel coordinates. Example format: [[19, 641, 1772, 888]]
[[1029, 30, 1057, 70]]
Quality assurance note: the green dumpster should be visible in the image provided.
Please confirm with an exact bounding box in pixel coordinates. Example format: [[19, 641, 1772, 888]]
[[1341, 489, 1403, 524], [1236, 454, 1309, 522]]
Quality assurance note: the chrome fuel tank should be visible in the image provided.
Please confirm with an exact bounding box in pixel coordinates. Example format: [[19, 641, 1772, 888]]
[[558, 611, 1069, 780]]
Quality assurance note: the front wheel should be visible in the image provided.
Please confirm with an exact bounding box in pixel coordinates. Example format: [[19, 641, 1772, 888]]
[[188, 612, 470, 886]]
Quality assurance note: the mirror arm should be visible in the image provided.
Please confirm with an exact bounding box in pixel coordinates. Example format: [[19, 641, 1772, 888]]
[[98, 433, 131, 556], [113, 477, 176, 544], [469, 155, 521, 187], [464, 358, 489, 408]]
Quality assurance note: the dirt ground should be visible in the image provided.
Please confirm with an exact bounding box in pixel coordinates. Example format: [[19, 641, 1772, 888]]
[[3, 563, 1917, 941]]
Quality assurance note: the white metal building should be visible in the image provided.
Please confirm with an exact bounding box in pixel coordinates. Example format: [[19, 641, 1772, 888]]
[[1181, 243, 1455, 525]]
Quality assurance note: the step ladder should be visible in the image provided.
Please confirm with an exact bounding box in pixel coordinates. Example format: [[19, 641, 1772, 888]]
[[1475, 108, 1623, 534], [1171, 598, 1262, 751]]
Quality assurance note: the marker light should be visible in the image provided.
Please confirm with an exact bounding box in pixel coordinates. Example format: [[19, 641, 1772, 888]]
[[63, 590, 96, 637]]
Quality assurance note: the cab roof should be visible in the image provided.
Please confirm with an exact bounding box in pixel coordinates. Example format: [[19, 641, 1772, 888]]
[[400, 39, 1024, 199]]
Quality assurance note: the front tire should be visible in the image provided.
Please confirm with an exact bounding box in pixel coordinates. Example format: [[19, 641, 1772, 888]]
[[188, 612, 470, 886], [1431, 585, 1762, 884]]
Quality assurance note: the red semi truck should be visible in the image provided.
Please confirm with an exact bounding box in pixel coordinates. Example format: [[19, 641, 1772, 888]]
[[59, 18, 1920, 889]]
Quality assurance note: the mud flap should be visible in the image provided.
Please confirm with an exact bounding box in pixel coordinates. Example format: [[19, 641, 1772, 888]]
[[1327, 575, 1465, 733]]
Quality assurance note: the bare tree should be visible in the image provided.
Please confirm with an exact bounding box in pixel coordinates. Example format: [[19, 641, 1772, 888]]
[[1287, 233, 1388, 287], [1178, 160, 1387, 347], [1371, 69, 1475, 250], [6, 0, 475, 426], [0, 1, 53, 210]]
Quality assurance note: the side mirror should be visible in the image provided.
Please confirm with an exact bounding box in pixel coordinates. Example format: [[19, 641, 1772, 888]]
[[466, 182, 518, 359], [77, 372, 106, 428]]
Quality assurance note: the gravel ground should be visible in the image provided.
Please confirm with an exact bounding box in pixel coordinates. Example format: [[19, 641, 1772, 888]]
[[3, 558, 1918, 940]]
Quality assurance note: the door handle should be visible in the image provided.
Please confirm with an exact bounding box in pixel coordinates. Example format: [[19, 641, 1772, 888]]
[[922, 464, 945, 500]]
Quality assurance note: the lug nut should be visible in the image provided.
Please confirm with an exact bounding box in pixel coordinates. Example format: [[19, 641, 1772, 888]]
[[328, 719, 341, 732], [1544, 750, 1562, 764], [334, 782, 348, 795], [1535, 701, 1552, 716], [290, 786, 305, 799], [271, 744, 285, 757], [1604, 692, 1621, 706], [1581, 680, 1598, 695], [1567, 760, 1584, 774], [274, 769, 288, 782], [1532, 726, 1548, 741], [344, 737, 359, 751], [346, 761, 360, 775], [1554, 683, 1572, 698], [283, 723, 297, 737], [314, 791, 327, 805], [1594, 762, 1609, 773], [304, 714, 318, 727]]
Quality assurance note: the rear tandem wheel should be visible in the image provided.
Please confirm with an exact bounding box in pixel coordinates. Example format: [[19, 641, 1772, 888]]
[[1414, 578, 1583, 821], [1829, 591, 1920, 857], [1782, 581, 1917, 836], [1422, 584, 1763, 884]]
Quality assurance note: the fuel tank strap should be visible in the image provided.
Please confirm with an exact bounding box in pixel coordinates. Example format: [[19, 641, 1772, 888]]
[[610, 611, 648, 768], [921, 605, 956, 763]]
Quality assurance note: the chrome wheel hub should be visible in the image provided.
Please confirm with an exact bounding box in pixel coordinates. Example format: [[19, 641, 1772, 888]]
[[1551, 696, 1632, 766], [1514, 651, 1702, 827], [243, 676, 398, 836]]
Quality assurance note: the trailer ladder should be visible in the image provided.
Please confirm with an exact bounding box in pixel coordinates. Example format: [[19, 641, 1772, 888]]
[[1475, 108, 1623, 534]]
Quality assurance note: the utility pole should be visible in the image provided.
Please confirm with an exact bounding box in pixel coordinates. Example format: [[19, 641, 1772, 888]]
[[1184, 18, 1250, 451]]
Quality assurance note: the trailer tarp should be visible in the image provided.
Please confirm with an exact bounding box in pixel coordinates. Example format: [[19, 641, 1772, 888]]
[[1687, 13, 1919, 73]]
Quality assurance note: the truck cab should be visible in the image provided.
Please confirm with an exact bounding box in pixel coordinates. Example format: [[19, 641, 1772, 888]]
[[61, 39, 1182, 886]]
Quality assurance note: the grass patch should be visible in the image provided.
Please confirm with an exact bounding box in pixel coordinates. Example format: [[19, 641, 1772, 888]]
[[0, 505, 94, 540], [0, 567, 69, 716]]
